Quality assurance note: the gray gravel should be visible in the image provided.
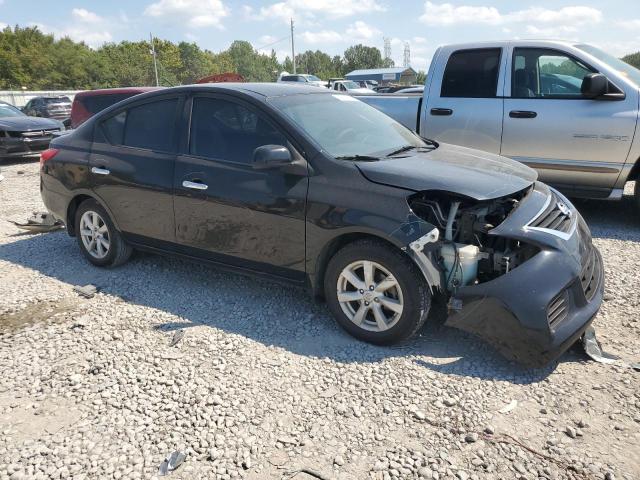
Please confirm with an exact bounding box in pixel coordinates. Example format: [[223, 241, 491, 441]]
[[0, 161, 638, 480]]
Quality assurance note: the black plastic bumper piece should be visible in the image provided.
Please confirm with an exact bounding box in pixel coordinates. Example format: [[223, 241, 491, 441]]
[[445, 244, 604, 368]]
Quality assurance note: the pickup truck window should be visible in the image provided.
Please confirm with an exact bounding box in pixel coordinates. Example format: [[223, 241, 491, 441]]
[[269, 93, 427, 159], [441, 48, 501, 98], [512, 48, 594, 99]]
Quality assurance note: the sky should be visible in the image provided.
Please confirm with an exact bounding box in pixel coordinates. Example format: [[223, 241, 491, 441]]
[[1, 0, 640, 72]]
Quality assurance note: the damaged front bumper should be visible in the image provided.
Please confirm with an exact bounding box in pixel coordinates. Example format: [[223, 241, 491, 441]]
[[443, 185, 604, 367]]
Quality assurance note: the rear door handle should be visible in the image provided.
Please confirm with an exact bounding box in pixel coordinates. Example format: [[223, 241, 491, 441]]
[[182, 180, 208, 191], [91, 167, 110, 175], [509, 110, 537, 119], [430, 108, 453, 116]]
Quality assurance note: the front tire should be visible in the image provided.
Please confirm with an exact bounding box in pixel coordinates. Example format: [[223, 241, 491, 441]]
[[324, 239, 431, 345], [74, 199, 132, 267]]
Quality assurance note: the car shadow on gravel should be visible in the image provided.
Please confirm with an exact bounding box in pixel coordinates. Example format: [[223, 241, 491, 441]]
[[0, 231, 572, 384], [573, 195, 639, 241]]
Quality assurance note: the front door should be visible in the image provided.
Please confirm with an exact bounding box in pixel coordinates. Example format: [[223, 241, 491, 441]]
[[422, 47, 505, 154], [173, 94, 308, 281], [501, 47, 637, 196], [89, 96, 181, 244]]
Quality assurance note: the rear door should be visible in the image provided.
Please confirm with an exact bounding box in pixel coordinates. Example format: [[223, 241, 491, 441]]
[[422, 47, 505, 154], [172, 94, 308, 280], [89, 94, 182, 244], [501, 47, 637, 196]]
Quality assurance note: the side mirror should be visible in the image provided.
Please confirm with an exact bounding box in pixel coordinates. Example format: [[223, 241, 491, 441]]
[[253, 145, 292, 169], [581, 73, 608, 99]]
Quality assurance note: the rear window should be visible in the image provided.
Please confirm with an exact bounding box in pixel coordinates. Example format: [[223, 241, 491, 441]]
[[282, 75, 305, 82], [79, 93, 138, 114], [100, 98, 178, 152], [441, 48, 501, 98], [44, 97, 71, 104]]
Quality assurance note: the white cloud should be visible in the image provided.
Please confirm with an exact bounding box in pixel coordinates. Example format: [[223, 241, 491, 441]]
[[413, 36, 427, 44], [145, 0, 229, 29], [420, 2, 602, 33], [0, 22, 7, 30], [256, 0, 385, 22], [71, 8, 101, 24], [30, 8, 113, 48], [300, 29, 342, 44], [618, 19, 640, 30], [346, 21, 380, 41]]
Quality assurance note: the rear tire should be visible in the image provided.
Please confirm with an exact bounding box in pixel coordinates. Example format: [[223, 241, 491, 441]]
[[324, 239, 431, 345], [635, 181, 640, 211], [74, 199, 132, 267]]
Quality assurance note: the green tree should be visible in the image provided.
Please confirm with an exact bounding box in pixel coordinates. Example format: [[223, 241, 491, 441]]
[[416, 70, 427, 85], [622, 52, 640, 69], [343, 44, 385, 73]]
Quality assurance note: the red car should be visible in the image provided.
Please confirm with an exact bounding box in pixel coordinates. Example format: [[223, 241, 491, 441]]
[[70, 87, 161, 129]]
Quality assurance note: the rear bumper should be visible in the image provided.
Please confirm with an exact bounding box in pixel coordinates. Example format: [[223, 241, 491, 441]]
[[446, 213, 604, 368]]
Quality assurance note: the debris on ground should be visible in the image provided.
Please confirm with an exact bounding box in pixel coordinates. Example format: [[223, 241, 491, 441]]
[[74, 284, 98, 299], [582, 325, 639, 371], [158, 451, 186, 476], [169, 329, 185, 347], [498, 399, 518, 414], [9, 211, 64, 233]]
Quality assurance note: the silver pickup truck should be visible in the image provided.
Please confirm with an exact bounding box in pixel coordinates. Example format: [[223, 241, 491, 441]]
[[359, 40, 640, 207]]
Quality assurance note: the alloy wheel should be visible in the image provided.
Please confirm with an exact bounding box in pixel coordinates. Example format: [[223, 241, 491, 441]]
[[336, 260, 404, 332], [79, 210, 110, 259]]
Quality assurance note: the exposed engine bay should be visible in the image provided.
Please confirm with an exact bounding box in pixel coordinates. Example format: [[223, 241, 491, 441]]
[[408, 187, 539, 292]]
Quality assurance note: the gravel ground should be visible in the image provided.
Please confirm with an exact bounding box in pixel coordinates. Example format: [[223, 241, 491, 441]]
[[0, 160, 638, 480]]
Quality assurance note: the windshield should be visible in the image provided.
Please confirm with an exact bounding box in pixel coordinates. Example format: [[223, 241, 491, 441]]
[[575, 44, 640, 87], [269, 93, 428, 158], [306, 75, 321, 82], [342, 81, 361, 90], [0, 103, 25, 118]]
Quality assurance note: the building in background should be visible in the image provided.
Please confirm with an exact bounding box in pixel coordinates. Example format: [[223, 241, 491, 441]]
[[345, 67, 417, 86]]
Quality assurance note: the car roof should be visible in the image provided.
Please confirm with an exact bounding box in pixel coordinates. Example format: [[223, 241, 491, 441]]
[[163, 82, 332, 98], [75, 87, 162, 98]]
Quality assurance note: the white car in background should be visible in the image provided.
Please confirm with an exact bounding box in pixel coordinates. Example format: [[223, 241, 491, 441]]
[[277, 73, 326, 88], [330, 80, 376, 94]]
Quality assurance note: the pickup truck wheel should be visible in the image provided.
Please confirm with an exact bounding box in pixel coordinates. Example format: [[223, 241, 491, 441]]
[[74, 199, 132, 268], [324, 239, 431, 345], [635, 181, 640, 210]]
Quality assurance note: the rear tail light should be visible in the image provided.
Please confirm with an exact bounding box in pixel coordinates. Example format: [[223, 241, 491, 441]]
[[40, 148, 59, 166]]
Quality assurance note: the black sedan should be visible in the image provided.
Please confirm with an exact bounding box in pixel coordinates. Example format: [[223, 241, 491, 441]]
[[39, 83, 603, 367], [0, 101, 64, 160]]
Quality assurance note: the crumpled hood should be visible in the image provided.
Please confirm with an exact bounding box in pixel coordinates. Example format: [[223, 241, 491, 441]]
[[356, 142, 537, 201], [0, 116, 62, 131]]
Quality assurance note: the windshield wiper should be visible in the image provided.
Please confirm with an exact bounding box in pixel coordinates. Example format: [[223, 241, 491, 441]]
[[334, 155, 380, 162], [386, 145, 417, 156]]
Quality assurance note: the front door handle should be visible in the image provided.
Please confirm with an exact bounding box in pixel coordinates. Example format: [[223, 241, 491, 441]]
[[430, 108, 453, 116], [509, 110, 537, 119], [182, 180, 208, 191], [91, 167, 110, 175]]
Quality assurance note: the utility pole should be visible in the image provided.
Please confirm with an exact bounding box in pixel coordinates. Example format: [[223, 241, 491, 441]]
[[290, 18, 296, 74], [150, 33, 159, 87], [403, 42, 411, 68]]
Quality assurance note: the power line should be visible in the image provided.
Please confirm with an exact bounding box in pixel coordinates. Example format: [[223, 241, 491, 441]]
[[254, 34, 291, 51]]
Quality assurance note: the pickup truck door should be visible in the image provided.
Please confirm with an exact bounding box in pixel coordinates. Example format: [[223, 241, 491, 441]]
[[500, 47, 637, 197], [421, 46, 506, 154], [173, 94, 308, 281]]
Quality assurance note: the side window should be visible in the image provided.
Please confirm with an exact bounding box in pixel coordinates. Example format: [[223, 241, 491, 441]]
[[189, 97, 287, 164], [123, 98, 178, 151], [512, 48, 594, 99], [101, 111, 126, 145], [441, 48, 501, 98]]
